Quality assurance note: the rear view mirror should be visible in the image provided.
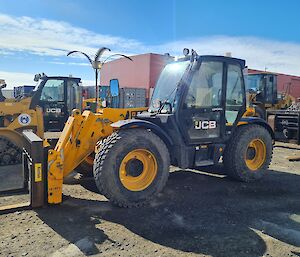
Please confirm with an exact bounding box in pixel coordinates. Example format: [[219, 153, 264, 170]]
[[109, 79, 119, 97]]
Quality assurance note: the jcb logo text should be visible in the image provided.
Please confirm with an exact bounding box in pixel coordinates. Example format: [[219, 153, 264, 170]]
[[46, 108, 61, 113], [194, 120, 217, 130]]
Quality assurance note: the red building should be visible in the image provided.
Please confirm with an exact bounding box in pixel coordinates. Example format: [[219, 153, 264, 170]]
[[248, 69, 300, 100], [100, 53, 173, 103]]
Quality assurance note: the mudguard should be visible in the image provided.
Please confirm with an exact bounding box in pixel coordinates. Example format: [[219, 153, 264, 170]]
[[111, 119, 174, 147], [239, 117, 275, 139]]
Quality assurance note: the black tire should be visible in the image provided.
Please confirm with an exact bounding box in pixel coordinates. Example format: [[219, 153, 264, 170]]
[[93, 128, 170, 207], [223, 124, 272, 182], [254, 105, 266, 120], [92, 138, 108, 194]]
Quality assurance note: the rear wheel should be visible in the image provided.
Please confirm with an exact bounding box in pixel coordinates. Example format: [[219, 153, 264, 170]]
[[93, 129, 170, 207], [223, 125, 272, 182]]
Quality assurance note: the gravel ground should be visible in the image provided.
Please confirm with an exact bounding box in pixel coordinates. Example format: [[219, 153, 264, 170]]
[[0, 142, 299, 257]]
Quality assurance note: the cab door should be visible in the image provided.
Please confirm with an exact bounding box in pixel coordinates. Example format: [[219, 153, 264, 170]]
[[224, 63, 246, 134], [178, 60, 226, 144], [39, 79, 67, 131], [67, 79, 82, 114]]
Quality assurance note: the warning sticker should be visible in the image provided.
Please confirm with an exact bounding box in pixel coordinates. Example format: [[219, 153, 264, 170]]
[[18, 113, 31, 126], [34, 163, 42, 182]]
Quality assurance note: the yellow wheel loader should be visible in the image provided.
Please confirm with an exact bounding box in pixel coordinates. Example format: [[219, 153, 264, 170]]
[[8, 49, 273, 210], [247, 72, 294, 119], [0, 75, 84, 166], [0, 75, 146, 168]]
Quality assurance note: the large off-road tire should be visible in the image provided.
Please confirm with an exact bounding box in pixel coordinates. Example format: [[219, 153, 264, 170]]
[[223, 124, 272, 182], [93, 129, 170, 207]]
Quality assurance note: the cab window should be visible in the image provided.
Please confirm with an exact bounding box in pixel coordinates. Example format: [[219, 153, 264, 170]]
[[184, 61, 223, 108], [225, 64, 244, 124], [67, 80, 81, 112], [40, 79, 64, 102]]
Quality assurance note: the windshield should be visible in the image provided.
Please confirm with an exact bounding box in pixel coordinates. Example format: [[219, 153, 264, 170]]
[[149, 61, 190, 112], [246, 74, 264, 93]]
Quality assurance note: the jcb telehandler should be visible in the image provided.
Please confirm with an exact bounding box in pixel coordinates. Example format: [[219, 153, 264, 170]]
[[18, 49, 273, 209]]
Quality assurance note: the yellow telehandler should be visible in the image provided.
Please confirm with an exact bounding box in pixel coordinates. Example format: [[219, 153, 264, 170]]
[[6, 49, 274, 210]]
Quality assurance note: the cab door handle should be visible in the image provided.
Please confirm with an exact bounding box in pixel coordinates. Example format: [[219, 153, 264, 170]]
[[212, 107, 223, 112]]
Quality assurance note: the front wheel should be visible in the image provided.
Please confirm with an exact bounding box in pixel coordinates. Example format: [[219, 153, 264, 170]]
[[93, 129, 170, 207], [223, 125, 273, 182]]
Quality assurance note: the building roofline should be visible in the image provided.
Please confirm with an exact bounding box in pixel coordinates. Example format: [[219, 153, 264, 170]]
[[249, 68, 300, 78]]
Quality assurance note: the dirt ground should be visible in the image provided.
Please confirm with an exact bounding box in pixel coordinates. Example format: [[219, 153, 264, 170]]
[[0, 142, 300, 257]]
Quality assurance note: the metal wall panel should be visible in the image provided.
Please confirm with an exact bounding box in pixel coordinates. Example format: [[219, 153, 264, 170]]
[[120, 88, 146, 108]]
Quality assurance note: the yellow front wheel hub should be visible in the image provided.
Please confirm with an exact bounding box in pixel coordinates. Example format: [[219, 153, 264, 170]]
[[245, 139, 266, 171], [119, 149, 158, 191]]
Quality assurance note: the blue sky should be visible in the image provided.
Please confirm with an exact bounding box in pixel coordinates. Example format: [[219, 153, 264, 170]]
[[0, 0, 300, 88]]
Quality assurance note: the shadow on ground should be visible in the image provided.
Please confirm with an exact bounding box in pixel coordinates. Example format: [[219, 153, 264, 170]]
[[37, 167, 300, 257], [274, 144, 300, 151]]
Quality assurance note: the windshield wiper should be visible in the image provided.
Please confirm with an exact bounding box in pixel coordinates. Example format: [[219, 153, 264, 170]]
[[157, 86, 178, 114], [157, 61, 194, 114]]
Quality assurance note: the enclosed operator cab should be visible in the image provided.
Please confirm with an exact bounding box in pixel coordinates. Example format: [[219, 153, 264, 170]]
[[144, 54, 249, 167], [30, 75, 82, 132]]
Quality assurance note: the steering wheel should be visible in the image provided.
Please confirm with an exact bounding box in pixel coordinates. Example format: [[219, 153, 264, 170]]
[[42, 94, 53, 100]]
